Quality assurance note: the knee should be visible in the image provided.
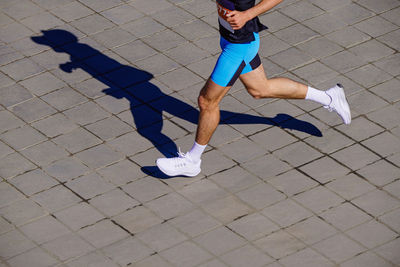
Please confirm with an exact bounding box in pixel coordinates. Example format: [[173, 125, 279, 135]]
[[198, 94, 218, 111]]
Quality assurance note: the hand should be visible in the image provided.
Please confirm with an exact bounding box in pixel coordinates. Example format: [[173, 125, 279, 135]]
[[226, 10, 250, 30]]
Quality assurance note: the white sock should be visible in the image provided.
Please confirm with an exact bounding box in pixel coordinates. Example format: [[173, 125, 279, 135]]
[[188, 142, 206, 163], [305, 86, 331, 106]]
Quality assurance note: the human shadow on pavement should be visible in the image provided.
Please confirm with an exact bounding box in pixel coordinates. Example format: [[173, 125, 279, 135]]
[[31, 29, 322, 177]]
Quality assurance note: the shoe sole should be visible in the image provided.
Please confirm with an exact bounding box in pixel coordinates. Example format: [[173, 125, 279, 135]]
[[156, 161, 201, 177], [336, 84, 351, 124]]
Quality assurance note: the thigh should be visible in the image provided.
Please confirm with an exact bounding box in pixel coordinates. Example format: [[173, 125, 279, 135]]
[[239, 63, 268, 91]]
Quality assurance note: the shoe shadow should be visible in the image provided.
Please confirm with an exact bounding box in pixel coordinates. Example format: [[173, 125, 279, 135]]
[[31, 29, 322, 177]]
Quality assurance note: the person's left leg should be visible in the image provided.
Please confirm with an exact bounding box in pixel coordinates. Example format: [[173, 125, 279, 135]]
[[239, 64, 351, 124]]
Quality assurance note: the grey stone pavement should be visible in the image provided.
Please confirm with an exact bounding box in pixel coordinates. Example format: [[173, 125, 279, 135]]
[[0, 0, 400, 266]]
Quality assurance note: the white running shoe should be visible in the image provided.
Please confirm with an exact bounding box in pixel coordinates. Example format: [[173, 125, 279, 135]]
[[324, 84, 351, 125], [156, 149, 201, 177]]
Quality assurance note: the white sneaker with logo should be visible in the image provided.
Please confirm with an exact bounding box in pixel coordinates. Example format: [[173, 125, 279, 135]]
[[324, 84, 351, 125], [156, 149, 201, 177]]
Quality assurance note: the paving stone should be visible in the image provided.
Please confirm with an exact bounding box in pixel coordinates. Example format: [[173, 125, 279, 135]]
[[300, 156, 350, 184], [177, 178, 228, 205], [278, 247, 334, 267], [41, 86, 87, 111], [9, 169, 58, 196], [20, 141, 69, 167], [255, 230, 306, 260], [0, 22, 33, 43], [20, 216, 70, 244], [20, 72, 65, 96], [53, 127, 102, 154], [112, 205, 163, 234], [362, 131, 400, 157], [122, 177, 171, 203], [313, 233, 366, 264], [136, 222, 187, 252], [97, 159, 144, 187], [198, 259, 228, 267], [102, 237, 153, 266], [0, 198, 46, 226], [370, 78, 400, 103], [78, 0, 122, 12], [262, 198, 313, 228], [101, 4, 143, 25], [1, 57, 45, 81], [228, 212, 279, 241], [357, 160, 399, 187], [348, 64, 393, 88], [346, 220, 397, 249], [74, 144, 123, 169], [320, 202, 372, 231], [154, 6, 196, 28], [281, 1, 324, 22], [352, 189, 400, 217], [331, 144, 380, 171], [43, 157, 89, 183], [219, 138, 267, 164], [66, 170, 115, 199], [146, 192, 194, 220], [130, 0, 172, 15], [236, 182, 286, 210], [0, 83, 33, 108], [293, 185, 344, 213], [54, 202, 104, 231], [0, 182, 24, 208], [349, 39, 395, 63], [193, 226, 246, 256], [273, 141, 322, 167], [20, 12, 64, 33], [326, 173, 376, 200], [326, 26, 371, 48], [200, 149, 236, 177], [0, 141, 13, 160], [305, 13, 347, 36], [134, 254, 173, 267], [269, 169, 318, 196], [250, 126, 297, 152], [380, 208, 400, 233], [209, 166, 260, 193], [0, 230, 35, 259], [31, 185, 80, 212], [41, 233, 94, 261], [269, 47, 314, 70], [6, 247, 58, 267], [220, 244, 274, 267], [70, 14, 114, 35], [50, 1, 93, 22], [89, 188, 138, 217], [293, 61, 339, 85], [336, 116, 384, 142], [367, 105, 400, 131], [66, 251, 118, 267], [165, 42, 209, 66], [170, 209, 221, 238], [381, 6, 400, 26], [242, 154, 292, 181], [357, 0, 400, 13], [63, 101, 110, 126], [286, 216, 337, 245], [374, 235, 400, 265], [161, 241, 213, 267], [2, 1, 43, 20], [78, 219, 129, 248], [203, 194, 254, 223], [0, 152, 36, 179], [0, 110, 24, 134], [157, 67, 203, 91], [330, 3, 374, 25], [1, 124, 47, 151], [11, 97, 56, 123], [341, 251, 392, 267]]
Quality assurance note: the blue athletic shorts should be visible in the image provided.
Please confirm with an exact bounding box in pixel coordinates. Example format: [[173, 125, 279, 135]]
[[210, 32, 261, 87]]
